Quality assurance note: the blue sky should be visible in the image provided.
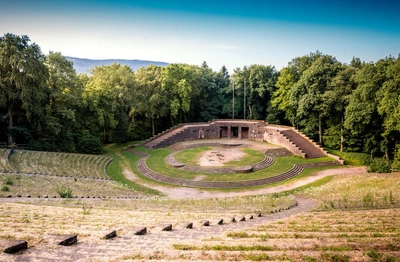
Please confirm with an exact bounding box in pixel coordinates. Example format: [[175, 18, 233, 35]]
[[0, 0, 399, 71]]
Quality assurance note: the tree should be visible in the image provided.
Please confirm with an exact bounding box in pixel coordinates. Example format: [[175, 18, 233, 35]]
[[0, 33, 49, 145], [272, 51, 323, 127], [323, 63, 358, 151], [291, 55, 340, 144], [82, 63, 135, 142], [344, 58, 392, 155], [376, 56, 400, 161], [36, 51, 82, 151], [161, 64, 193, 125], [272, 67, 297, 126], [134, 65, 168, 136], [247, 64, 278, 120]]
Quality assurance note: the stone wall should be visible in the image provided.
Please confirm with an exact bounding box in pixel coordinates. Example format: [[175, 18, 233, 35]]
[[262, 127, 306, 157]]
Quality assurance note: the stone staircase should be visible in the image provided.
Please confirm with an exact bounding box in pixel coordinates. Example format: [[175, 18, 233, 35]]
[[279, 130, 326, 158], [252, 156, 275, 171], [142, 126, 188, 149]]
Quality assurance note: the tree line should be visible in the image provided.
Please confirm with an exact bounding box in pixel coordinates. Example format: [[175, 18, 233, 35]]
[[0, 33, 399, 168]]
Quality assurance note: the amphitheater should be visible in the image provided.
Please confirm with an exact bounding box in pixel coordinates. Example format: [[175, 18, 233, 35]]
[[5, 120, 396, 262], [131, 119, 342, 188], [141, 119, 327, 158]]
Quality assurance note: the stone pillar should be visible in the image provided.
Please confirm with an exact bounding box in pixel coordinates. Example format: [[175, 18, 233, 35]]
[[228, 126, 231, 139], [238, 127, 242, 139]]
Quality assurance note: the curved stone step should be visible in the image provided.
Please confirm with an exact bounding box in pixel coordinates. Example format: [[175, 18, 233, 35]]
[[252, 156, 274, 171]]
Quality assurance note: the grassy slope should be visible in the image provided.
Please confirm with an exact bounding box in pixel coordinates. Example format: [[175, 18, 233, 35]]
[[104, 144, 162, 195]]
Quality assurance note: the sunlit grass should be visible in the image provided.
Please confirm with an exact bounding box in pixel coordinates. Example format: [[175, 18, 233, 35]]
[[104, 144, 162, 195], [298, 173, 400, 209]]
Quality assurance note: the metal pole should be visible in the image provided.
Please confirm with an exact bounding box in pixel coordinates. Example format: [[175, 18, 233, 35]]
[[244, 78, 246, 119], [232, 82, 235, 119]]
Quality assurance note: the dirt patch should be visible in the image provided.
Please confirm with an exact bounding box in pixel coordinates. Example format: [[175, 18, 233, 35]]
[[123, 168, 137, 180], [265, 148, 292, 157], [198, 148, 246, 166], [193, 175, 206, 181]]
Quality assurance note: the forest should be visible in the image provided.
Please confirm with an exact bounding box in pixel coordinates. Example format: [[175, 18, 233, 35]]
[[1, 33, 399, 170]]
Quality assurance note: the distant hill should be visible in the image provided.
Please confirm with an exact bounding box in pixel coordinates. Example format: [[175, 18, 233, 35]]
[[65, 57, 169, 74]]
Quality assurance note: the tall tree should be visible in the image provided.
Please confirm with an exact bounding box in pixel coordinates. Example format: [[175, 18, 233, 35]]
[[161, 64, 193, 125], [247, 64, 278, 120], [0, 33, 49, 145], [323, 63, 358, 151], [45, 52, 81, 139], [83, 63, 135, 142], [376, 56, 400, 160], [272, 51, 323, 127], [134, 65, 167, 136], [344, 58, 392, 155], [291, 55, 340, 144]]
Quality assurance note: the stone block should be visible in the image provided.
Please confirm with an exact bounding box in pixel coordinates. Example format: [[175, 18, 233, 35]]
[[161, 224, 172, 231], [134, 227, 147, 235], [200, 220, 210, 226], [214, 219, 224, 225], [58, 235, 78, 246], [2, 240, 28, 254], [183, 222, 193, 229], [103, 230, 117, 239]]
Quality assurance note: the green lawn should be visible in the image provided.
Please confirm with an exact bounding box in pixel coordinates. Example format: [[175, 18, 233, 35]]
[[104, 144, 162, 195]]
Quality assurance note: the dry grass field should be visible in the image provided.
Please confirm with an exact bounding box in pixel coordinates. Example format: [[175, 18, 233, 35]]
[[170, 208, 400, 261]]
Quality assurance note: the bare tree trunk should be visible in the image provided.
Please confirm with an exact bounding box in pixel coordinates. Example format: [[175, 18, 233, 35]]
[[340, 116, 344, 152], [7, 103, 13, 146], [152, 118, 155, 137], [170, 114, 174, 126], [319, 113, 322, 145], [248, 105, 252, 119]]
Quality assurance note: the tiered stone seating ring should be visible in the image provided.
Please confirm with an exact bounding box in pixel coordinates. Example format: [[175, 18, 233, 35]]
[[165, 142, 274, 174]]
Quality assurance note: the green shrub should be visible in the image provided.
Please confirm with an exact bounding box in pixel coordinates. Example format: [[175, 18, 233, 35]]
[[4, 176, 13, 185], [1, 185, 10, 192], [76, 130, 103, 154], [362, 192, 375, 207], [368, 158, 390, 173], [326, 149, 370, 165], [56, 185, 73, 198]]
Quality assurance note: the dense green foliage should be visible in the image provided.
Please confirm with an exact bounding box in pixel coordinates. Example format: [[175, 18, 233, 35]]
[[1, 33, 400, 170]]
